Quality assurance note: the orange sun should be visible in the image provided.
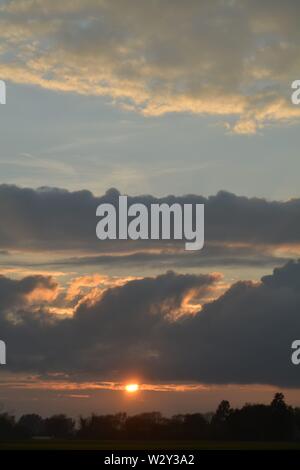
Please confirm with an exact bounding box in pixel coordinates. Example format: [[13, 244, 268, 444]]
[[125, 383, 139, 393]]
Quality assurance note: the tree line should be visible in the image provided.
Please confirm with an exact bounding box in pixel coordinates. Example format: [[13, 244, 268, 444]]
[[1, 393, 300, 441]]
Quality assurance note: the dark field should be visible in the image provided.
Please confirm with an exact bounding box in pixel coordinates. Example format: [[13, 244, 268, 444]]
[[1, 440, 300, 450]]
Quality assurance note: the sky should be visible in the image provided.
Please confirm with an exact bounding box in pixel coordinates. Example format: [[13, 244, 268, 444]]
[[0, 0, 300, 417]]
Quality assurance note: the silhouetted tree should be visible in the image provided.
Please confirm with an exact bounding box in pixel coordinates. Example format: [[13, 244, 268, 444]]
[[0, 393, 298, 442], [271, 393, 287, 410], [78, 413, 126, 439], [293, 408, 300, 440], [228, 404, 273, 441], [18, 414, 44, 438], [44, 414, 75, 438], [270, 393, 293, 441], [0, 413, 16, 440], [211, 400, 232, 439], [124, 412, 166, 439], [170, 413, 209, 439]]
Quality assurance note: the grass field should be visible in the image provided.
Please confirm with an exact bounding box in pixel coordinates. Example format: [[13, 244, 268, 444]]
[[1, 440, 300, 450]]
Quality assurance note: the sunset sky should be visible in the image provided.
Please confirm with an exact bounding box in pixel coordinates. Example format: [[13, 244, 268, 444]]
[[0, 0, 300, 417]]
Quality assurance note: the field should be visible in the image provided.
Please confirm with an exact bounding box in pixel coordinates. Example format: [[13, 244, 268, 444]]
[[1, 440, 300, 450]]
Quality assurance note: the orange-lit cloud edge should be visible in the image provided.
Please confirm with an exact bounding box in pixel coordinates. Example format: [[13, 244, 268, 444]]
[[0, 372, 290, 394]]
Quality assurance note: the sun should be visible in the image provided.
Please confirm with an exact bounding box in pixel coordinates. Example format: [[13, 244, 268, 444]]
[[125, 383, 139, 393]]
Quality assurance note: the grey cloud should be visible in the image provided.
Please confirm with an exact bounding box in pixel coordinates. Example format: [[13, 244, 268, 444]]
[[1, 261, 300, 387], [44, 245, 286, 270], [0, 273, 57, 311], [0, 270, 217, 374], [0, 185, 299, 255]]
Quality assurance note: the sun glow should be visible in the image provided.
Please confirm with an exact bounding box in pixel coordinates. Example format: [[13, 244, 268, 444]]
[[125, 383, 139, 393]]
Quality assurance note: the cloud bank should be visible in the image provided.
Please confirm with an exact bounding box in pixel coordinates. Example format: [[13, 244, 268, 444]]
[[1, 261, 300, 387], [0, 185, 299, 264]]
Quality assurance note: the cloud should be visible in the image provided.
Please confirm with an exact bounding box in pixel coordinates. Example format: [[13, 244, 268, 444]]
[[1, 261, 300, 387], [65, 273, 138, 302], [0, 0, 300, 132], [0, 270, 218, 374], [0, 273, 58, 311], [51, 244, 286, 270], [0, 185, 299, 268]]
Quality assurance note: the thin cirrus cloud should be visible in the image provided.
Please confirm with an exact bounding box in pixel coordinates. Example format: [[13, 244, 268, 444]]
[[0, 0, 300, 133], [1, 262, 300, 388]]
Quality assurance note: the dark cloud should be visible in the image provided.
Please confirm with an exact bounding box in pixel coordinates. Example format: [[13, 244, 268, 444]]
[[0, 274, 57, 311], [0, 185, 300, 256], [1, 261, 300, 387], [45, 245, 286, 269]]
